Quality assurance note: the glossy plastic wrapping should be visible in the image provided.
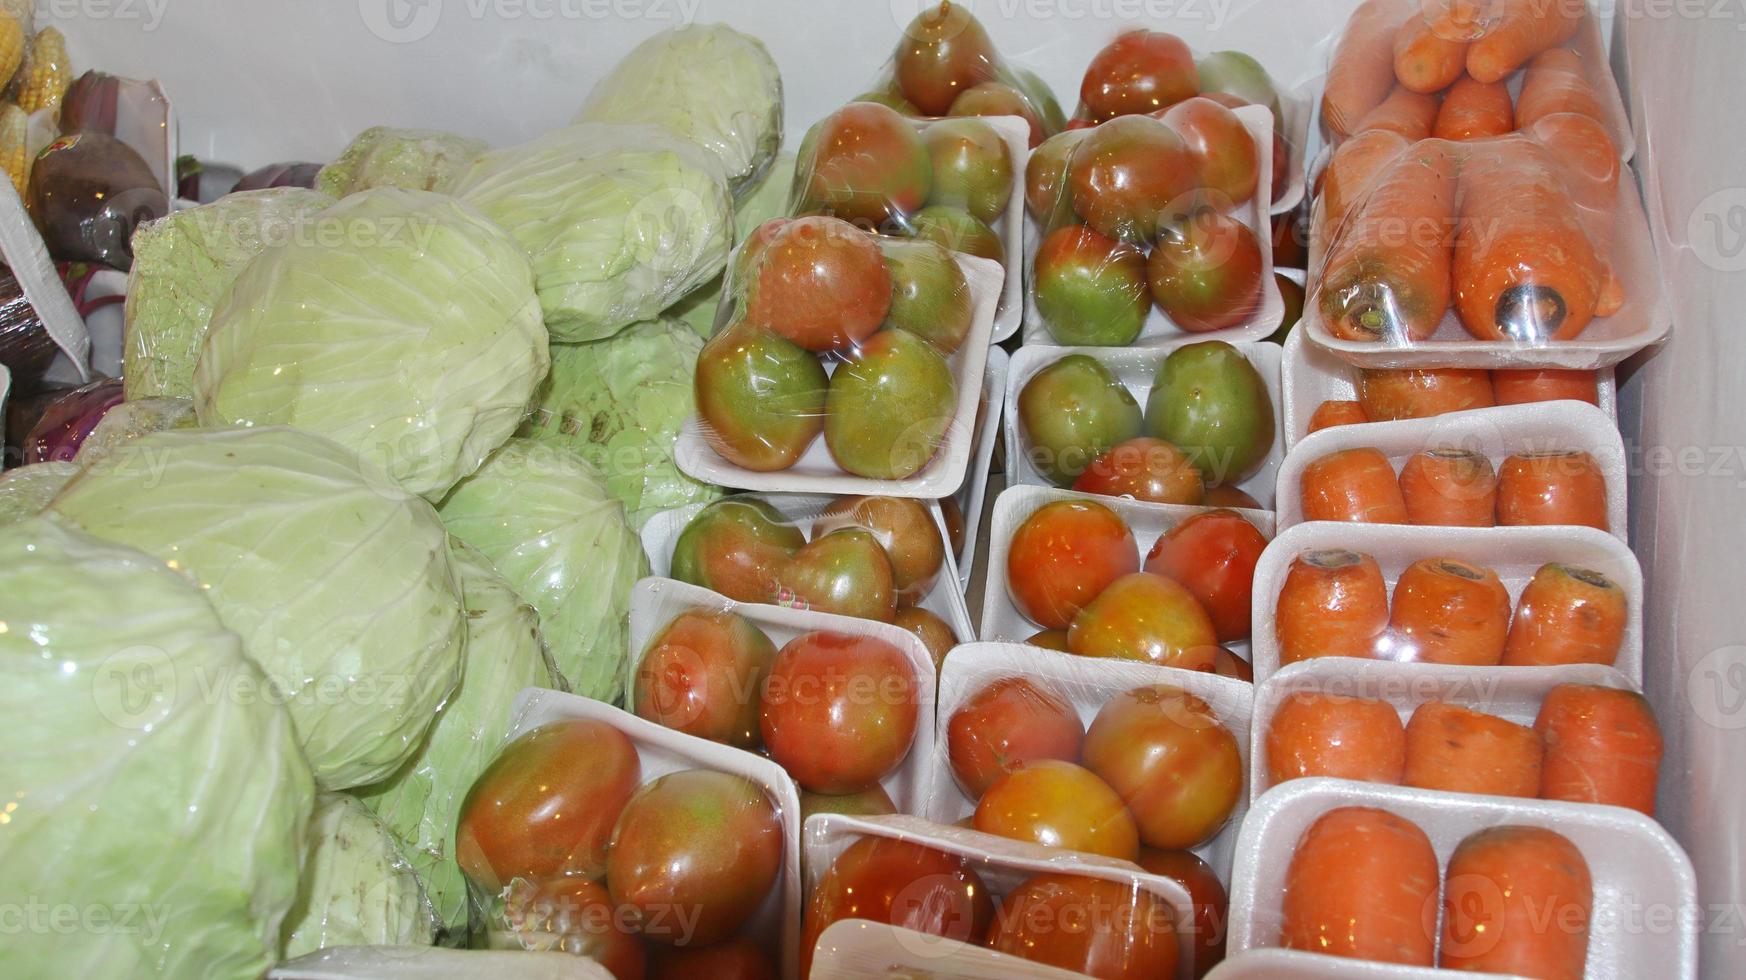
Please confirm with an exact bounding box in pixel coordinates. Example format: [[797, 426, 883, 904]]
[[0, 457, 74, 524], [19, 374, 119, 462], [461, 689, 801, 979], [280, 793, 439, 959], [0, 263, 58, 393], [1025, 104, 1284, 346], [315, 126, 487, 198]]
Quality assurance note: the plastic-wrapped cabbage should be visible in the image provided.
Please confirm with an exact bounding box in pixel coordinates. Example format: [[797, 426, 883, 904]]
[[669, 151, 796, 336], [0, 460, 77, 525], [123, 187, 334, 401], [0, 517, 314, 978], [49, 426, 466, 790], [438, 438, 646, 702], [521, 318, 718, 528], [317, 126, 488, 198], [71, 397, 197, 467], [194, 187, 548, 500], [452, 123, 732, 343], [281, 793, 438, 959], [357, 541, 556, 931], [577, 24, 782, 197]]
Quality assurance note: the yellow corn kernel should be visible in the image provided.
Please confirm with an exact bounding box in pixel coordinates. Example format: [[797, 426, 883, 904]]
[[0, 103, 29, 198], [0, 15, 22, 91], [16, 27, 69, 122]]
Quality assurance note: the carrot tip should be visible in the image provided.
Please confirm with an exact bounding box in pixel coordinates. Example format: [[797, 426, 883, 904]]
[[1496, 285, 1568, 341]]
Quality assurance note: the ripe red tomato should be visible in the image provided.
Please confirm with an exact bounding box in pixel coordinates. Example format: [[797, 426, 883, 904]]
[[1146, 209, 1265, 332], [634, 610, 776, 747], [986, 873, 1180, 979], [455, 720, 642, 891], [1137, 849, 1228, 977], [1067, 572, 1220, 671], [648, 938, 774, 980], [1143, 509, 1268, 643], [744, 216, 891, 352], [1006, 499, 1139, 630], [893, 2, 1000, 115], [799, 103, 934, 226], [1073, 436, 1205, 504], [947, 677, 1086, 798], [1082, 686, 1242, 850], [800, 836, 995, 977], [1081, 30, 1200, 122], [1068, 115, 1199, 241], [606, 770, 783, 947], [973, 760, 1140, 861], [760, 631, 919, 793], [1161, 96, 1261, 207], [499, 877, 646, 980]]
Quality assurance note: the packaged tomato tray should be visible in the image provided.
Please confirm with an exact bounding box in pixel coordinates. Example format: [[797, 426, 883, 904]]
[[454, 691, 803, 979], [1005, 342, 1283, 509]]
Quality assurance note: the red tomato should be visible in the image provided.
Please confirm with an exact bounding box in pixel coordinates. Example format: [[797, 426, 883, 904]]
[[1073, 436, 1205, 504], [760, 631, 919, 793], [634, 610, 776, 748], [455, 720, 642, 891], [1081, 685, 1242, 850], [1006, 499, 1139, 630], [648, 938, 775, 980], [744, 216, 892, 352], [799, 103, 935, 226], [986, 873, 1180, 979], [1161, 96, 1261, 207], [893, 2, 1000, 115], [499, 877, 647, 980], [1067, 572, 1220, 671], [947, 676, 1086, 798], [1081, 30, 1200, 122], [1137, 849, 1228, 977], [973, 760, 1140, 861], [1212, 646, 1254, 682], [1143, 509, 1268, 642], [1068, 115, 1199, 241], [800, 836, 996, 977]]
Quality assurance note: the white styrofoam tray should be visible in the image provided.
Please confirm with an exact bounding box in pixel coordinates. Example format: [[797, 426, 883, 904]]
[[1206, 947, 1449, 979], [808, 920, 1086, 980], [675, 249, 1002, 498], [952, 344, 1007, 592], [269, 948, 608, 980], [1248, 522, 1644, 686], [1248, 657, 1641, 802], [979, 484, 1274, 668], [922, 641, 1254, 883], [1022, 106, 1285, 347], [1004, 341, 1286, 510], [624, 576, 938, 816], [1279, 327, 1618, 451], [501, 687, 804, 980], [1226, 778, 1698, 979], [1273, 400, 1629, 541], [805, 812, 1198, 980], [640, 492, 974, 644]]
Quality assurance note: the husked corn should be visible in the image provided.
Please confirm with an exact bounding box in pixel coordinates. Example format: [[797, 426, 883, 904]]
[[0, 103, 29, 197], [0, 14, 22, 91], [16, 27, 70, 122]]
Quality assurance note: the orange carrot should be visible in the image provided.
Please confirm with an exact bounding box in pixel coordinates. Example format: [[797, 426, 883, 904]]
[[1432, 74, 1514, 140], [1503, 564, 1627, 667], [1283, 807, 1440, 965], [1266, 691, 1407, 786], [1421, 0, 1494, 40], [1276, 550, 1390, 664], [1398, 449, 1497, 526], [1491, 368, 1600, 407], [1323, 0, 1412, 139], [1388, 558, 1511, 666], [1394, 15, 1469, 93], [1312, 128, 1410, 258], [1535, 684, 1663, 815], [1441, 826, 1593, 980], [1496, 450, 1609, 530], [1301, 447, 1410, 523], [1466, 0, 1587, 84], [1525, 111, 1626, 317], [1516, 47, 1609, 128], [1357, 367, 1494, 420], [1308, 399, 1371, 433], [1319, 143, 1460, 343], [1403, 700, 1544, 797], [1453, 135, 1608, 341], [1354, 85, 1442, 141]]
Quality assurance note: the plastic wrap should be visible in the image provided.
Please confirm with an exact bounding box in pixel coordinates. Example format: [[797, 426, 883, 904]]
[[0, 457, 73, 524], [70, 395, 195, 466], [281, 793, 439, 959], [642, 492, 972, 649], [59, 72, 177, 198], [194, 187, 548, 501], [316, 126, 487, 198], [1006, 342, 1282, 508], [27, 133, 168, 272], [0, 257, 72, 394], [1250, 522, 1643, 685], [47, 426, 468, 791], [680, 214, 1002, 496], [451, 122, 733, 343], [460, 689, 800, 978], [1025, 105, 1283, 346], [1226, 779, 1696, 978], [0, 516, 314, 978], [625, 576, 936, 813], [948, 344, 1006, 590], [1276, 400, 1627, 537], [19, 374, 119, 462], [801, 811, 1196, 980]]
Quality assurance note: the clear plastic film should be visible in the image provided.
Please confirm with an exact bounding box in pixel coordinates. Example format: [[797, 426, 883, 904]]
[[19, 374, 119, 462], [315, 126, 488, 199], [69, 394, 196, 466], [281, 793, 440, 959], [0, 457, 74, 524], [681, 210, 1002, 496], [1007, 344, 1281, 507], [458, 690, 800, 979], [1025, 103, 1283, 346], [28, 131, 168, 271]]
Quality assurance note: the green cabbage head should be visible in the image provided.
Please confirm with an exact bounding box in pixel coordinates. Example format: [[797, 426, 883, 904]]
[[317, 126, 488, 198], [438, 438, 647, 702], [578, 24, 782, 198], [193, 186, 549, 500], [521, 318, 719, 528], [0, 516, 314, 979], [453, 123, 732, 343], [356, 540, 555, 931], [281, 793, 438, 959], [123, 187, 335, 401], [48, 426, 466, 790], [0, 461, 77, 526]]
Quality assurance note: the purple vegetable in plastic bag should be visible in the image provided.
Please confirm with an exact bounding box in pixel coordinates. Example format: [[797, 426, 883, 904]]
[[23, 377, 123, 463], [0, 266, 58, 393], [61, 71, 120, 135], [233, 162, 322, 192], [27, 133, 168, 271], [177, 155, 244, 203]]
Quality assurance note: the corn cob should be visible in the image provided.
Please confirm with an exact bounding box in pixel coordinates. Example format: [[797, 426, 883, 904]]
[[16, 27, 70, 122], [0, 14, 22, 92], [0, 103, 28, 198]]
